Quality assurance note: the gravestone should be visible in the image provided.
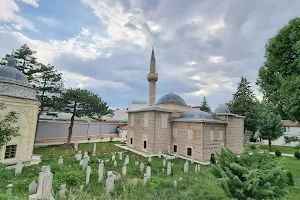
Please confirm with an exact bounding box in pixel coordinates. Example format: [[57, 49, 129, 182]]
[[162, 168, 165, 173], [86, 166, 91, 185], [59, 184, 67, 198], [158, 150, 162, 158], [133, 178, 138, 186], [15, 160, 24, 175], [28, 180, 37, 194], [80, 155, 89, 170], [140, 162, 144, 172], [191, 155, 194, 164], [75, 151, 82, 161], [74, 140, 78, 151], [167, 161, 172, 175], [195, 165, 198, 173], [198, 164, 200, 172], [80, 185, 84, 192], [106, 171, 115, 194], [125, 155, 129, 165], [119, 152, 123, 160], [168, 145, 171, 153], [143, 173, 147, 185], [84, 151, 90, 161], [112, 153, 116, 161], [105, 159, 110, 163], [58, 156, 63, 165], [175, 152, 178, 158], [148, 156, 152, 163], [6, 184, 13, 195], [163, 159, 166, 167], [135, 161, 139, 165], [184, 160, 189, 173], [114, 160, 117, 167], [174, 181, 177, 187], [146, 166, 151, 179], [92, 143, 96, 156], [98, 160, 104, 182], [122, 164, 127, 176]]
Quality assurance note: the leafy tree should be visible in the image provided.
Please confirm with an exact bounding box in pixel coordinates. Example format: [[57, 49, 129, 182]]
[[257, 17, 300, 118], [91, 102, 113, 121], [294, 151, 300, 160], [257, 102, 284, 151], [227, 77, 259, 132], [212, 146, 288, 200], [200, 96, 211, 112], [0, 103, 20, 147], [1, 44, 37, 76], [284, 136, 298, 146], [57, 88, 110, 145]]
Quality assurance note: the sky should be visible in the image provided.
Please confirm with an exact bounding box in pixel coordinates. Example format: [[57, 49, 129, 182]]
[[0, 0, 300, 110]]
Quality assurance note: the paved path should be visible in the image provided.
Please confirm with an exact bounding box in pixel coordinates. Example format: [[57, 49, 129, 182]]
[[269, 152, 294, 157]]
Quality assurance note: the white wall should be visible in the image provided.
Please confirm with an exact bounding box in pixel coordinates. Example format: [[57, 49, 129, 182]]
[[262, 126, 300, 146], [128, 102, 148, 111]]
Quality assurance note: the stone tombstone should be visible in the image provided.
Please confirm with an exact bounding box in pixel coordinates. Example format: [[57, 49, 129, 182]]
[[34, 166, 53, 199], [28, 180, 38, 194], [198, 164, 201, 172], [59, 184, 67, 198], [125, 155, 129, 165], [75, 151, 82, 161], [114, 160, 117, 167], [174, 181, 177, 187], [148, 156, 152, 163], [143, 173, 148, 185], [92, 143, 96, 156], [119, 152, 123, 160], [135, 161, 139, 165], [168, 145, 171, 153], [175, 152, 179, 159], [6, 184, 13, 195], [191, 155, 194, 164], [167, 161, 172, 176], [184, 160, 189, 173], [105, 159, 110, 163], [146, 166, 151, 179], [86, 166, 92, 185], [74, 140, 78, 151], [106, 171, 115, 194], [195, 165, 198, 173], [98, 160, 104, 182], [58, 156, 63, 165], [122, 164, 127, 177], [80, 155, 89, 170], [162, 168, 165, 173], [80, 185, 84, 192], [15, 160, 24, 175], [163, 159, 166, 167], [133, 178, 138, 186], [84, 151, 90, 161], [158, 150, 162, 158], [112, 153, 116, 161], [140, 162, 145, 172]]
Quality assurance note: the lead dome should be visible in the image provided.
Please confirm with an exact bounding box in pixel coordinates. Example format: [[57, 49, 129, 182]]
[[156, 92, 186, 106]]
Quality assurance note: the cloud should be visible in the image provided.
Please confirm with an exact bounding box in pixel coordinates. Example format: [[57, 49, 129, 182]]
[[18, 0, 39, 8], [36, 16, 60, 26]]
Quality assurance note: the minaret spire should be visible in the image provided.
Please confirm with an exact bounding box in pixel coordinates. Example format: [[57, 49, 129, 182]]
[[147, 46, 158, 106]]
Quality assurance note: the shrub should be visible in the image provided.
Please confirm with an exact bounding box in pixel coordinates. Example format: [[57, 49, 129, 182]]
[[294, 151, 300, 160], [210, 154, 216, 164], [275, 150, 281, 157], [286, 171, 294, 186]]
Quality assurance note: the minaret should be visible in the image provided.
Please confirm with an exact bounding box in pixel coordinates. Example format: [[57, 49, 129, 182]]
[[147, 48, 158, 106]]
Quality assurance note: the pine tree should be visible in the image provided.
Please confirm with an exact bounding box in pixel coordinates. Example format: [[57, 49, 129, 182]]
[[227, 77, 258, 132], [200, 96, 211, 113]]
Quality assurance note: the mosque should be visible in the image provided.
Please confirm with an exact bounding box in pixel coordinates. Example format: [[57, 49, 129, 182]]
[[0, 54, 39, 164], [127, 49, 245, 162]]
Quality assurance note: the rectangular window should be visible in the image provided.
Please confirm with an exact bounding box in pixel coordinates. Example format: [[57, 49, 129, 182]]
[[188, 129, 193, 139], [5, 145, 17, 159], [130, 114, 135, 126], [219, 131, 223, 141], [144, 141, 147, 149], [173, 145, 177, 152], [210, 131, 214, 141], [187, 147, 192, 156], [173, 128, 177, 137], [130, 138, 133, 145]]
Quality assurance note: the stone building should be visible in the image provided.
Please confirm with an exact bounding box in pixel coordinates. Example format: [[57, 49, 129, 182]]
[[0, 54, 39, 164], [127, 49, 244, 162]]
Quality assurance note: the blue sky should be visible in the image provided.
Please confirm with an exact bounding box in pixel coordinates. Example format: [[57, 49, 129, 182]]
[[1, 0, 300, 110]]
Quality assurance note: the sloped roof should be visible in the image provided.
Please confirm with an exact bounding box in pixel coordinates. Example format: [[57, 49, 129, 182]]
[[173, 109, 226, 124], [282, 120, 299, 127]]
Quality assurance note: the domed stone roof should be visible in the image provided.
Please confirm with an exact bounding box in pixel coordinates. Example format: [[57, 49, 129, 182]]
[[0, 54, 32, 87], [214, 104, 230, 115], [157, 92, 186, 106]]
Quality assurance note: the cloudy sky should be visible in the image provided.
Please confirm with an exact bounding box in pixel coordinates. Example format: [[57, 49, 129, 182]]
[[0, 0, 299, 110]]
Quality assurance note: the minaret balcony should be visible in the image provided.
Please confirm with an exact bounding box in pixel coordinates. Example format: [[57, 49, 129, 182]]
[[147, 73, 158, 81]]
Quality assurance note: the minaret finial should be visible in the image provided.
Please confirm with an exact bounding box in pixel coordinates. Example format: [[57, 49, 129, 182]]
[[151, 43, 155, 61], [7, 49, 16, 67]]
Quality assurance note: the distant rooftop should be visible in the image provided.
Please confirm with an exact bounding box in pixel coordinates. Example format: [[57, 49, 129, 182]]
[[132, 100, 147, 104]]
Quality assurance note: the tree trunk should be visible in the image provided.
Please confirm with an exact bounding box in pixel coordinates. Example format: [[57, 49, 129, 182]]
[[67, 114, 75, 144], [268, 140, 272, 151]]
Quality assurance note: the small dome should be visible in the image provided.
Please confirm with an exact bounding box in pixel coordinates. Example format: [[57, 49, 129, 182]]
[[0, 54, 32, 87], [180, 109, 216, 120], [157, 92, 186, 106], [214, 104, 230, 115]]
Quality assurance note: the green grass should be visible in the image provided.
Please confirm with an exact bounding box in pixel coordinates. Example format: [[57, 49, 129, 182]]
[[0, 142, 230, 200], [258, 144, 299, 154]]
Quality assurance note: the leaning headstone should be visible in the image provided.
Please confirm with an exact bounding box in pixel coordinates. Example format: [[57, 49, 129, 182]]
[[143, 173, 148, 185], [184, 161, 189, 173], [92, 143, 96, 156], [58, 156, 63, 165], [75, 151, 82, 161], [133, 178, 138, 186], [163, 159, 166, 167], [29, 180, 37, 194], [98, 160, 104, 182], [119, 152, 123, 160], [106, 171, 115, 194], [112, 153, 116, 161], [86, 166, 91, 185], [30, 166, 53, 200], [167, 161, 172, 175], [6, 184, 13, 195], [195, 165, 198, 173], [114, 160, 117, 167], [80, 155, 89, 170], [74, 140, 78, 151], [146, 166, 151, 179], [15, 160, 24, 175], [174, 181, 177, 187], [122, 164, 127, 176], [125, 155, 129, 165], [59, 184, 67, 198], [140, 162, 144, 172]]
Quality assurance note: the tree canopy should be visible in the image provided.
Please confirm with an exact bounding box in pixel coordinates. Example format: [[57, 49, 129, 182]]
[[0, 103, 20, 147], [227, 77, 259, 132], [257, 17, 300, 119], [200, 96, 211, 113]]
